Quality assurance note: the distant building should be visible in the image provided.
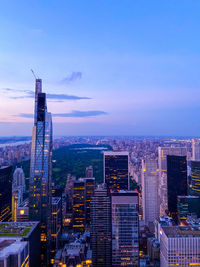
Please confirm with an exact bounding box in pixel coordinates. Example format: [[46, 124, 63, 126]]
[[0, 238, 29, 267], [0, 166, 12, 222], [141, 159, 159, 228], [111, 191, 139, 266], [91, 184, 112, 267], [160, 226, 200, 267], [177, 195, 200, 221], [190, 160, 200, 196], [86, 165, 93, 178], [192, 139, 200, 161], [0, 222, 40, 267], [167, 155, 187, 221], [104, 151, 129, 191], [12, 167, 26, 222]]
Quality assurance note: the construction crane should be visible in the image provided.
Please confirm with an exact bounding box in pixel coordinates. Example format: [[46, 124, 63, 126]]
[[31, 69, 39, 79]]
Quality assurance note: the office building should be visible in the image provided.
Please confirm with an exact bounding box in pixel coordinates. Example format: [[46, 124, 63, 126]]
[[177, 195, 200, 221], [0, 222, 40, 267], [0, 166, 12, 222], [192, 139, 200, 161], [0, 238, 29, 267], [29, 78, 53, 266], [167, 155, 187, 221], [91, 184, 112, 267], [191, 160, 200, 196], [160, 226, 200, 267], [80, 177, 95, 226], [158, 147, 187, 216], [111, 191, 139, 267], [104, 151, 129, 191], [51, 197, 62, 253], [72, 180, 85, 232], [141, 159, 159, 227]]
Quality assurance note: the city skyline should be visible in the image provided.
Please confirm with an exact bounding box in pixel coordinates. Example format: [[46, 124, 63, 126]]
[[1, 1, 200, 136]]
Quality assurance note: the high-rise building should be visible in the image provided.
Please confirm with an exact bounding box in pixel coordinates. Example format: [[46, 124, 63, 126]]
[[29, 78, 53, 266], [91, 184, 112, 267], [160, 226, 200, 267], [72, 180, 85, 232], [141, 159, 159, 228], [190, 160, 200, 196], [111, 191, 139, 267], [0, 166, 12, 222], [104, 151, 129, 191], [80, 177, 95, 227], [192, 139, 200, 161], [158, 147, 187, 216], [51, 197, 62, 265], [12, 167, 26, 222], [86, 165, 93, 178], [167, 155, 187, 221], [177, 195, 200, 221]]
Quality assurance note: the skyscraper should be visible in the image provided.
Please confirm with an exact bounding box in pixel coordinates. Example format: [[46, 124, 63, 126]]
[[192, 139, 200, 161], [86, 165, 93, 178], [12, 167, 26, 222], [190, 160, 200, 196], [141, 159, 159, 228], [158, 147, 187, 216], [0, 166, 12, 222], [29, 78, 53, 266], [111, 191, 139, 267], [167, 155, 187, 221], [91, 184, 112, 267], [104, 151, 129, 191]]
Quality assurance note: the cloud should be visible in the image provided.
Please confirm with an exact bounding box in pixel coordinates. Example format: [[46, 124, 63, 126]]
[[2, 88, 90, 100], [53, 110, 108, 117], [61, 72, 82, 83], [17, 110, 108, 118]]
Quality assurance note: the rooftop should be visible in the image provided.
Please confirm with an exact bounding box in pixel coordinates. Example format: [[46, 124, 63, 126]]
[[162, 226, 200, 238], [0, 238, 28, 259], [0, 222, 39, 237]]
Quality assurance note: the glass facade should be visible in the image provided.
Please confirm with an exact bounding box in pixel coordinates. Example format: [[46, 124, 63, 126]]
[[177, 195, 200, 221], [112, 192, 139, 267], [29, 79, 53, 267], [167, 155, 187, 222], [104, 152, 129, 191]]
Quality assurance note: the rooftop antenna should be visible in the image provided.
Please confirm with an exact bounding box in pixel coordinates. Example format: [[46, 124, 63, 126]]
[[31, 69, 39, 79]]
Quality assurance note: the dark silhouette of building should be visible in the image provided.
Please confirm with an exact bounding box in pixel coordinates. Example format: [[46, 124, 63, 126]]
[[167, 155, 187, 221], [73, 181, 85, 232], [104, 151, 129, 191], [91, 184, 112, 267], [0, 166, 12, 222]]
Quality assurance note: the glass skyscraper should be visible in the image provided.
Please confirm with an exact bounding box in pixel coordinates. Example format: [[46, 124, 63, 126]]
[[191, 161, 200, 196], [29, 79, 53, 267], [104, 151, 129, 191], [167, 155, 187, 222], [111, 191, 139, 267]]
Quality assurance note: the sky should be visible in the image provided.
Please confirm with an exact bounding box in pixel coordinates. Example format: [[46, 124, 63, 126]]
[[1, 0, 200, 136]]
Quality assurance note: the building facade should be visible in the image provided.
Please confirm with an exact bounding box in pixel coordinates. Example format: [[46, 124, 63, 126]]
[[111, 191, 139, 267], [0, 166, 12, 222], [167, 155, 187, 221], [91, 184, 112, 267], [141, 159, 159, 227], [104, 151, 129, 191], [29, 79, 53, 266], [190, 160, 200, 196]]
